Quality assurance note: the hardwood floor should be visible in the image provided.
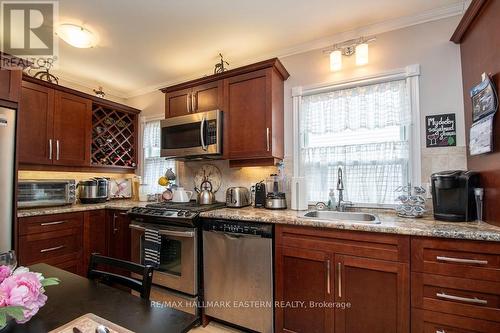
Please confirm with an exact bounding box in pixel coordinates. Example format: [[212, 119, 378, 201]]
[[190, 322, 244, 333]]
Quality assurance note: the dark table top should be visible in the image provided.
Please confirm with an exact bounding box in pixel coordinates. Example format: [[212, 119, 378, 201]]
[[3, 264, 198, 333]]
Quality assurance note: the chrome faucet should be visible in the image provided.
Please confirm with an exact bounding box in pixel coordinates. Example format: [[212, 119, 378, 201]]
[[336, 167, 352, 212]]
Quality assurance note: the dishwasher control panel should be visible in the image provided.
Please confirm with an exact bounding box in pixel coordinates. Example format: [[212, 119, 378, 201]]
[[202, 219, 273, 238]]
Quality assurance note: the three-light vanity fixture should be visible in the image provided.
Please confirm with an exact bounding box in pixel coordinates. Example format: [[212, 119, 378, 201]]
[[324, 36, 376, 71]]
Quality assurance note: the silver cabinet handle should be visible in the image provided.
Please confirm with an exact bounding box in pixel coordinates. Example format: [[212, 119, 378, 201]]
[[40, 220, 66, 226], [436, 330, 446, 333], [48, 139, 53, 160], [192, 92, 197, 112], [436, 256, 488, 265], [129, 224, 195, 238], [56, 140, 60, 160], [337, 262, 342, 298], [112, 213, 118, 234], [200, 116, 207, 150], [266, 127, 270, 151], [436, 292, 487, 305], [326, 260, 331, 294], [186, 93, 191, 113], [40, 245, 65, 253]]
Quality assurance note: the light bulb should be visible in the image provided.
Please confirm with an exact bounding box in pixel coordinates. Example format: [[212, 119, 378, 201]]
[[330, 50, 342, 71], [355, 43, 369, 66]]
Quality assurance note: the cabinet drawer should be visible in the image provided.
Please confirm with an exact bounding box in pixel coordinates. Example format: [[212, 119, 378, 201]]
[[412, 272, 500, 322], [411, 238, 500, 281], [276, 225, 410, 262], [19, 212, 83, 235], [412, 308, 500, 333], [19, 229, 82, 265]]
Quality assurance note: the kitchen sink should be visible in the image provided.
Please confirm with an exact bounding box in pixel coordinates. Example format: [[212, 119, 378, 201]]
[[302, 211, 381, 224]]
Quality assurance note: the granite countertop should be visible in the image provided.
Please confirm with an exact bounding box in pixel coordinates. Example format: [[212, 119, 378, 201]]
[[18, 202, 500, 242], [199, 206, 500, 242], [17, 200, 148, 218]]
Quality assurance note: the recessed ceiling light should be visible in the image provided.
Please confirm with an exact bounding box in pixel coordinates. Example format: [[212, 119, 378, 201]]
[[56, 24, 97, 48]]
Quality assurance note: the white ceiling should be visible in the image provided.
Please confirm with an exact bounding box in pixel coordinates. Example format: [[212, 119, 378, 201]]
[[52, 0, 465, 97]]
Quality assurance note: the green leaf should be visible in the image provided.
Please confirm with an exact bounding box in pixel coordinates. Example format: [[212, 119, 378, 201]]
[[3, 306, 25, 321], [41, 277, 61, 287], [0, 311, 6, 328]]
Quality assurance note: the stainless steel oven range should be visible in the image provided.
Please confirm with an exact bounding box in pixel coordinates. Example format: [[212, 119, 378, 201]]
[[127, 201, 225, 315]]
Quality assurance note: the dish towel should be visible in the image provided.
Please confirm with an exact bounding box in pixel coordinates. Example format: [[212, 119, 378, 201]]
[[144, 228, 161, 269]]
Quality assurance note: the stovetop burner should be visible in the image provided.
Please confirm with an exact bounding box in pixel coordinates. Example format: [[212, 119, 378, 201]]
[[127, 201, 226, 227], [145, 201, 226, 212]]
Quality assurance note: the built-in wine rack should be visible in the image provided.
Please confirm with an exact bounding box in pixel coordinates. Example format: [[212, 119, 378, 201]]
[[91, 103, 137, 168]]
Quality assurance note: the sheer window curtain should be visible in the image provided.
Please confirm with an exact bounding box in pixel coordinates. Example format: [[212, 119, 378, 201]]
[[300, 79, 411, 205], [142, 120, 175, 194]]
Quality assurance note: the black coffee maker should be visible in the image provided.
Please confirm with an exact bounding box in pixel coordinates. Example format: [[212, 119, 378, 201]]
[[431, 170, 479, 222]]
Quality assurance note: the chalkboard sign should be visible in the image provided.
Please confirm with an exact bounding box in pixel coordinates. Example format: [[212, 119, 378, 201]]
[[426, 113, 457, 147]]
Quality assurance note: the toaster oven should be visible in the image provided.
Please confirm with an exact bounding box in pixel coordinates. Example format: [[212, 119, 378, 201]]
[[18, 179, 76, 208]]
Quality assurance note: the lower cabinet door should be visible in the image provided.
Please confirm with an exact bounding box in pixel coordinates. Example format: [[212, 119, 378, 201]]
[[334, 255, 410, 333], [275, 246, 334, 333]]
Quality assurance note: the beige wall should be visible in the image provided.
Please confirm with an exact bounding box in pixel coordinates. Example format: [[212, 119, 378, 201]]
[[280, 16, 466, 185], [127, 16, 467, 196]]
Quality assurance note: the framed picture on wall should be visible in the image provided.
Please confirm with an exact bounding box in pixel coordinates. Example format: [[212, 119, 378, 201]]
[[425, 113, 457, 147]]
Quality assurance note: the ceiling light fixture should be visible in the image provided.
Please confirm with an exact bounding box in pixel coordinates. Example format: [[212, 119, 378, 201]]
[[324, 36, 375, 72], [56, 24, 97, 48]]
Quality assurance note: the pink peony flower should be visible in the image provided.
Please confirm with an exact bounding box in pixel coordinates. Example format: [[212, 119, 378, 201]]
[[0, 265, 11, 284], [0, 269, 47, 323]]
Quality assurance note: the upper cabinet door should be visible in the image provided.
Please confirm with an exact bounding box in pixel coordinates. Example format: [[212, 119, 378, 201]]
[[0, 69, 22, 103], [18, 81, 54, 165], [53, 91, 92, 166], [165, 87, 192, 118], [334, 254, 410, 333], [225, 69, 271, 159], [191, 81, 222, 113]]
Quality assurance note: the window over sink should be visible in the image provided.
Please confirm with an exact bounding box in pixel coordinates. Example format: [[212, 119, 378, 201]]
[[295, 65, 421, 207]]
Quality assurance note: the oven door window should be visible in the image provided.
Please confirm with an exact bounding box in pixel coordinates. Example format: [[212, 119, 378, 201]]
[[141, 234, 182, 276], [161, 122, 203, 149]]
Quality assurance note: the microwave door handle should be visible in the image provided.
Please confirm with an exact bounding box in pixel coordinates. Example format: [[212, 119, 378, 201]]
[[200, 116, 207, 150]]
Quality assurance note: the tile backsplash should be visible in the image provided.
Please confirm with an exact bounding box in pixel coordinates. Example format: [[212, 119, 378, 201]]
[[177, 160, 278, 202]]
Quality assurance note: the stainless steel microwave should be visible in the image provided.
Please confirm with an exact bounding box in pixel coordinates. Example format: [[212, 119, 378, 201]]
[[160, 110, 222, 159], [18, 179, 76, 208]]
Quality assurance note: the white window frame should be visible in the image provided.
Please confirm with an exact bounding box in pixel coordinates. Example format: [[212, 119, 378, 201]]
[[139, 114, 179, 186], [292, 64, 421, 208]]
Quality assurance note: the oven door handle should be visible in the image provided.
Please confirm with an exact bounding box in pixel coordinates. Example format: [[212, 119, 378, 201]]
[[129, 224, 195, 238]]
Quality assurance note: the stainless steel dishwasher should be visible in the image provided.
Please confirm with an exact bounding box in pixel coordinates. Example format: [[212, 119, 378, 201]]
[[202, 219, 273, 333]]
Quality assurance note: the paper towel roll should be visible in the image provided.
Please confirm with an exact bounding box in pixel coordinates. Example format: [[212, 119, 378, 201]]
[[291, 177, 308, 211]]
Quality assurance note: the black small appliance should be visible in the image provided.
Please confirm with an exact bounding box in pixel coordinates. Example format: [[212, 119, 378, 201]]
[[431, 170, 479, 222], [254, 181, 266, 208]]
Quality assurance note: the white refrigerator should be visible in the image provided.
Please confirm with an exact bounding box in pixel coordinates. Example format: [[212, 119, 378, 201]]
[[0, 107, 15, 252]]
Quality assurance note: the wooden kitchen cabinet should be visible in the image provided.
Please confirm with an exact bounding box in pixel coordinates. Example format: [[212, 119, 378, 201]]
[[83, 210, 107, 272], [18, 81, 54, 165], [275, 225, 410, 333], [18, 75, 140, 172], [106, 210, 131, 262], [53, 90, 92, 166], [165, 87, 192, 118], [275, 246, 334, 333], [165, 81, 222, 118], [18, 212, 84, 276], [18, 81, 92, 167], [334, 255, 409, 333], [161, 58, 288, 166], [0, 67, 22, 103]]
